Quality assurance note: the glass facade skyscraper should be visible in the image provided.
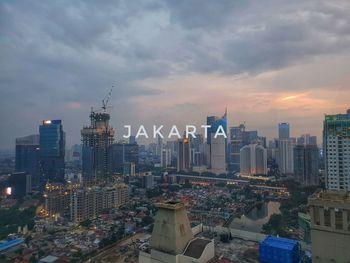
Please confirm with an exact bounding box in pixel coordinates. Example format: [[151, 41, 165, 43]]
[[278, 122, 290, 139], [39, 120, 65, 183], [15, 134, 40, 189]]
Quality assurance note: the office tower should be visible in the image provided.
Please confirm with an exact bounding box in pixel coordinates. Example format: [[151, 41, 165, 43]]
[[128, 135, 136, 144], [294, 145, 319, 186], [177, 138, 191, 172], [139, 201, 215, 263], [229, 124, 245, 172], [309, 191, 350, 262], [210, 133, 227, 175], [207, 110, 227, 174], [40, 120, 65, 183], [297, 134, 317, 146], [276, 139, 294, 175], [240, 144, 267, 176], [7, 172, 31, 198], [161, 148, 171, 168], [15, 134, 40, 189], [81, 111, 114, 185], [323, 109, 350, 191], [243, 130, 258, 145], [278, 122, 290, 139], [109, 143, 139, 174]]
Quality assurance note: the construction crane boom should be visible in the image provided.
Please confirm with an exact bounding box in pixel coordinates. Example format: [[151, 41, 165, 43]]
[[102, 87, 113, 112]]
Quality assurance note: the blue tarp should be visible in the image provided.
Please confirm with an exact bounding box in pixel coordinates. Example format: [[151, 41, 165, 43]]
[[0, 239, 24, 252]]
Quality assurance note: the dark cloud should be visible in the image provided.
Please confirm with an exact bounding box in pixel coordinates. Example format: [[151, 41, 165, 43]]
[[0, 0, 350, 148]]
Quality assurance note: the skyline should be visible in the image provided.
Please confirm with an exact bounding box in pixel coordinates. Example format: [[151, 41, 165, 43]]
[[1, 1, 350, 149]]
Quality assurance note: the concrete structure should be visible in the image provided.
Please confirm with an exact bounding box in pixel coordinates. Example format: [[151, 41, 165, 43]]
[[323, 109, 350, 191], [308, 190, 350, 263], [210, 133, 226, 175], [161, 148, 171, 168], [139, 202, 215, 263], [70, 183, 128, 222], [276, 138, 294, 175], [81, 111, 114, 185], [206, 111, 227, 175], [294, 145, 319, 186], [240, 143, 267, 176]]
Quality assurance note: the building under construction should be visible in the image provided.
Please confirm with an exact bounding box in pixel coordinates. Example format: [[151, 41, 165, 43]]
[[81, 88, 115, 187]]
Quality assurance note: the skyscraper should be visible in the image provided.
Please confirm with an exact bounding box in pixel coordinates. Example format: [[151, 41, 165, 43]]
[[40, 120, 65, 183], [206, 110, 227, 174], [15, 134, 40, 189], [81, 111, 114, 185], [294, 145, 319, 186], [278, 122, 290, 139], [229, 124, 245, 172], [297, 134, 317, 146], [177, 138, 191, 172], [109, 143, 139, 174], [323, 109, 350, 191], [240, 144, 267, 176], [276, 139, 294, 175]]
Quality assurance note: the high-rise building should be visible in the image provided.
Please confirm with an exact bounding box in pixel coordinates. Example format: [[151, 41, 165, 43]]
[[161, 148, 171, 168], [240, 144, 267, 176], [278, 122, 290, 139], [15, 134, 40, 189], [229, 124, 245, 172], [276, 139, 294, 175], [109, 143, 139, 174], [309, 190, 350, 262], [70, 183, 128, 223], [297, 134, 317, 146], [210, 133, 227, 175], [7, 172, 31, 198], [294, 145, 319, 186], [177, 138, 191, 172], [323, 109, 350, 191], [40, 120, 65, 183], [207, 110, 227, 174], [123, 162, 136, 176], [81, 111, 114, 185]]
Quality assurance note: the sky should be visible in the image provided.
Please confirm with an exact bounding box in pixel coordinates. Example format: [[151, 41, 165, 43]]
[[1, 0, 350, 149]]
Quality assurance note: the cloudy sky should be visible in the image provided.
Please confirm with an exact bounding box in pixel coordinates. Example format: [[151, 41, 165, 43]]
[[1, 0, 350, 149]]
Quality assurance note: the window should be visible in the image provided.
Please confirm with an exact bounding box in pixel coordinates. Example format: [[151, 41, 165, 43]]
[[335, 210, 343, 230], [324, 209, 331, 227]]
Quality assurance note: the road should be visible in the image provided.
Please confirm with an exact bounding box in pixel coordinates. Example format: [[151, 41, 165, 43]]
[[85, 233, 146, 263]]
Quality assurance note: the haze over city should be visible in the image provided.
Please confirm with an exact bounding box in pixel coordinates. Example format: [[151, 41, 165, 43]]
[[1, 0, 350, 149]]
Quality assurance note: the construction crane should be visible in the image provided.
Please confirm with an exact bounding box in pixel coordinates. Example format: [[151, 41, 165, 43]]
[[102, 86, 113, 112]]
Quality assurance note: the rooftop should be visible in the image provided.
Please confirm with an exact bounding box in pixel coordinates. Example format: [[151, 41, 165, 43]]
[[260, 236, 299, 251], [183, 238, 211, 259], [309, 190, 350, 203]]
